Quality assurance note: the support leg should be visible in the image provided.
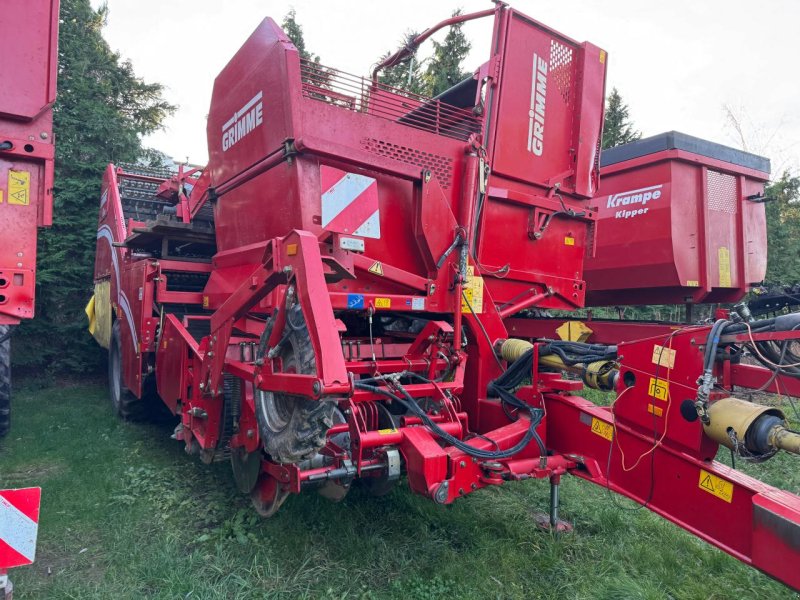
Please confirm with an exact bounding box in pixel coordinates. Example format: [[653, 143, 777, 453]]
[[533, 474, 573, 533]]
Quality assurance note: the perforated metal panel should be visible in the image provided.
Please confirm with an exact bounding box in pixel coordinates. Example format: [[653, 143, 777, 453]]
[[360, 138, 454, 189], [549, 40, 574, 105], [707, 170, 737, 213]]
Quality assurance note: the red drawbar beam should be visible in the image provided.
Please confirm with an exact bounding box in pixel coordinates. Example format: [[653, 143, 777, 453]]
[[504, 317, 694, 344], [730, 363, 800, 398], [544, 392, 800, 590]]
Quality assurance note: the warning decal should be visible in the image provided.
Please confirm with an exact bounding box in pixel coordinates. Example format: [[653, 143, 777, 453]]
[[368, 261, 384, 276], [651, 344, 676, 369], [648, 377, 669, 402], [698, 469, 733, 503], [718, 246, 732, 288], [590, 417, 613, 441], [8, 170, 30, 205], [461, 266, 484, 313]]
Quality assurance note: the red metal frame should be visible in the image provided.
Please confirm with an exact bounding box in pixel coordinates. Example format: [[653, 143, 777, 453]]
[[90, 4, 800, 591], [0, 0, 59, 324]]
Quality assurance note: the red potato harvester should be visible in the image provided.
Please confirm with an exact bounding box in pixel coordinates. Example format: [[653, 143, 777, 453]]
[[86, 4, 800, 590]]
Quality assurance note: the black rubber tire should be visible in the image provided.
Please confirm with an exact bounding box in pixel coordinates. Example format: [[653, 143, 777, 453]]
[[255, 304, 335, 464], [109, 320, 147, 420], [0, 325, 11, 438]]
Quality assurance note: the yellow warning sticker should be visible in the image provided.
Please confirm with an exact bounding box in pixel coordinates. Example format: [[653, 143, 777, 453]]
[[651, 344, 676, 369], [368, 261, 384, 276], [374, 297, 391, 309], [599, 50, 607, 64], [718, 246, 731, 288], [202, 295, 209, 308], [564, 236, 575, 246], [699, 469, 733, 503], [686, 280, 700, 287], [461, 266, 484, 314], [647, 403, 664, 417], [377, 428, 397, 435], [648, 377, 669, 402], [590, 417, 613, 441], [8, 170, 30, 205]]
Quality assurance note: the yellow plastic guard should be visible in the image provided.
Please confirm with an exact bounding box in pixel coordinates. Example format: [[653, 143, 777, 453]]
[[86, 280, 112, 349], [556, 321, 593, 343]]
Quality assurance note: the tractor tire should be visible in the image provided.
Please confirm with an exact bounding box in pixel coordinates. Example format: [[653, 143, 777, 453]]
[[109, 320, 147, 420], [0, 325, 11, 438], [255, 303, 335, 464]]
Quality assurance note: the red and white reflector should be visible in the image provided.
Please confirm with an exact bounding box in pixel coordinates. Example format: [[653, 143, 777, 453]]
[[0, 487, 41, 569], [320, 166, 380, 239]]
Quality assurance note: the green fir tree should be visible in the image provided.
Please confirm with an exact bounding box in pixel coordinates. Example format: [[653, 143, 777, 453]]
[[13, 0, 174, 375], [602, 88, 641, 149]]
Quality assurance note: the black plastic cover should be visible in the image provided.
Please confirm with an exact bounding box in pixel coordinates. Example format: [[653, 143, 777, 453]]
[[600, 131, 770, 174]]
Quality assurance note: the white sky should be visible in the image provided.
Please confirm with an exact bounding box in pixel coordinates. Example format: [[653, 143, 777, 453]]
[[91, 0, 800, 176]]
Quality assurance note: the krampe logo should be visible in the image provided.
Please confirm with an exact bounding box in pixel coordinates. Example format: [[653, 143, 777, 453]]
[[222, 91, 263, 152]]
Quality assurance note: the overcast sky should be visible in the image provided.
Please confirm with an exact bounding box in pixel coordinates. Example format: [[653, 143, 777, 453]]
[[90, 0, 800, 176]]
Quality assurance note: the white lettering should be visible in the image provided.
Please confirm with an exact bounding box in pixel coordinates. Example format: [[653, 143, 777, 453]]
[[221, 91, 264, 152], [528, 53, 548, 156]]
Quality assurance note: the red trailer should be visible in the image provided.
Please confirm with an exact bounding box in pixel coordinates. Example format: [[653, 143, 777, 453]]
[[0, 0, 60, 437], [89, 5, 800, 590]]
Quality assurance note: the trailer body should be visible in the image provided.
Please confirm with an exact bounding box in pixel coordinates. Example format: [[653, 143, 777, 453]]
[[585, 132, 770, 306]]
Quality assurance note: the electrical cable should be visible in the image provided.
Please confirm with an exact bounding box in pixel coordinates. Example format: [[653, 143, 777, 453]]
[[605, 326, 685, 511]]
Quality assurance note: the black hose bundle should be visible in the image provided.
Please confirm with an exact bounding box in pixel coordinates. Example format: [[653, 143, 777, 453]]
[[355, 351, 546, 460], [538, 340, 617, 366]]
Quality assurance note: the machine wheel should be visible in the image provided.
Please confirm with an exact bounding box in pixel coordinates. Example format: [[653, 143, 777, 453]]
[[231, 446, 261, 493], [109, 320, 147, 420], [250, 474, 289, 517], [255, 304, 335, 464], [0, 325, 11, 438]]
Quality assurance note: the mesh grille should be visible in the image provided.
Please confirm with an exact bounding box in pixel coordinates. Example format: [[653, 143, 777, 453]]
[[360, 138, 454, 189], [300, 59, 482, 142], [707, 170, 737, 213], [549, 40, 574, 105]]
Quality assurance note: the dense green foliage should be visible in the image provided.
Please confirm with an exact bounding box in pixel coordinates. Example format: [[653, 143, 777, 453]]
[[765, 171, 800, 284], [378, 10, 471, 98], [13, 0, 173, 375], [3, 383, 795, 598], [602, 88, 641, 149]]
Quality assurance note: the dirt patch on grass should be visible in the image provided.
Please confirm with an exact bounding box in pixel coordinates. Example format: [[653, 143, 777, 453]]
[[3, 461, 65, 483]]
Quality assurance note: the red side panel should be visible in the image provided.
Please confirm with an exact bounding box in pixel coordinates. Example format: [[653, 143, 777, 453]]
[[489, 11, 606, 199], [0, 0, 59, 324], [0, 1, 58, 121]]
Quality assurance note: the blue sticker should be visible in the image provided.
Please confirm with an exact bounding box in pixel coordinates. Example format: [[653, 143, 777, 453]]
[[347, 294, 365, 309]]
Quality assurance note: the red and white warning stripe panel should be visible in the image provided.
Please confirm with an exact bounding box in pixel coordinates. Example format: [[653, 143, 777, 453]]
[[0, 487, 41, 569], [320, 166, 380, 239]]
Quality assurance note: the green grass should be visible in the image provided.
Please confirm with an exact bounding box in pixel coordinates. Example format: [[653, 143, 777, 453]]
[[1, 383, 798, 599]]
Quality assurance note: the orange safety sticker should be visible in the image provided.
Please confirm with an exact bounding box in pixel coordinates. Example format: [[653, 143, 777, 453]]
[[590, 417, 613, 441]]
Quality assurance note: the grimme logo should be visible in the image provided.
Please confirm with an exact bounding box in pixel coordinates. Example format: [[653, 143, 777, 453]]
[[222, 91, 264, 152], [606, 184, 663, 219], [527, 52, 548, 156]]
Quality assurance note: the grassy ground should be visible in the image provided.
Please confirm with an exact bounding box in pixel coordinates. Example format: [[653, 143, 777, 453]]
[[1, 383, 798, 599]]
